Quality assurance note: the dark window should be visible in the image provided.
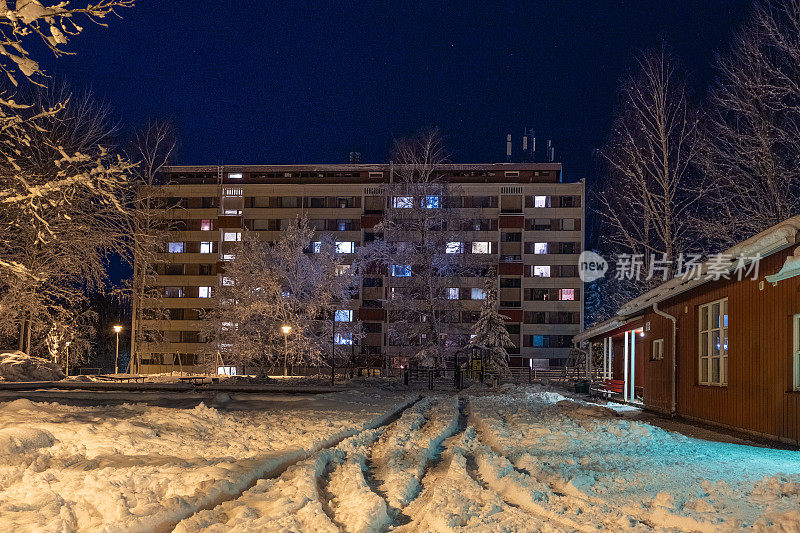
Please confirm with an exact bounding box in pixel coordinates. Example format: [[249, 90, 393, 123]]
[[199, 264, 213, 276], [165, 264, 184, 275], [500, 300, 521, 308], [499, 277, 521, 288], [363, 322, 382, 333], [501, 232, 522, 242], [363, 277, 383, 287], [362, 299, 382, 308], [309, 197, 325, 208], [506, 324, 520, 334]]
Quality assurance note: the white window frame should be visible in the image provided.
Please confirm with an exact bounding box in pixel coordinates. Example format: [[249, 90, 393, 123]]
[[200, 241, 214, 254], [533, 242, 548, 254], [198, 286, 212, 298], [699, 297, 728, 386], [446, 287, 459, 300], [223, 231, 241, 242], [534, 195, 549, 208], [652, 338, 664, 361]]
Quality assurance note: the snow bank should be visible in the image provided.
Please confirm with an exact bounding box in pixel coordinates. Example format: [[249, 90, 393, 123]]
[[0, 390, 414, 532], [0, 351, 64, 381]]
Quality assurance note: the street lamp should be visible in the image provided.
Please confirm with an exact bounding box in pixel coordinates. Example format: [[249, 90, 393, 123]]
[[281, 325, 291, 377], [113, 325, 122, 374], [65, 341, 71, 377]]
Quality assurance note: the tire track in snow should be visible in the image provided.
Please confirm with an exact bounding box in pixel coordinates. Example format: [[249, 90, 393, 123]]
[[158, 394, 421, 533]]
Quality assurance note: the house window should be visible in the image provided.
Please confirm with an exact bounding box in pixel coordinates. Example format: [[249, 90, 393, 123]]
[[335, 332, 353, 345], [534, 242, 548, 254], [472, 242, 490, 254], [200, 242, 213, 254], [699, 298, 728, 386], [533, 266, 551, 277], [793, 315, 800, 390], [309, 197, 326, 208], [392, 196, 413, 208], [218, 366, 237, 376], [335, 310, 353, 322], [198, 286, 213, 298], [534, 195, 550, 208], [223, 231, 241, 242], [335, 264, 350, 276], [222, 252, 236, 261], [168, 242, 184, 253], [423, 195, 440, 209], [164, 287, 183, 298], [652, 338, 664, 361], [446, 242, 464, 254], [200, 219, 212, 231], [228, 172, 243, 179], [561, 218, 575, 231], [471, 288, 486, 300], [336, 241, 355, 254], [311, 241, 321, 253], [559, 289, 575, 301], [392, 264, 411, 277], [447, 288, 459, 300]]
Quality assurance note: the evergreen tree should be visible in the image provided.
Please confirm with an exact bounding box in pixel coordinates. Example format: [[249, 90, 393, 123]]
[[468, 275, 513, 374]]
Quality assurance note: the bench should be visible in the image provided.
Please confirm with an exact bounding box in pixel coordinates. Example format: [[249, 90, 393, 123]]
[[99, 375, 146, 383], [178, 376, 206, 385], [590, 379, 625, 398]]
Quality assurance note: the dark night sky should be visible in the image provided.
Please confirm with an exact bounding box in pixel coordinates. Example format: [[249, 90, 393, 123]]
[[40, 1, 752, 182]]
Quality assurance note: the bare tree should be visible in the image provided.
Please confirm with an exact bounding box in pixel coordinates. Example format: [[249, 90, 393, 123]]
[[376, 129, 487, 370], [597, 46, 701, 289], [127, 121, 177, 372], [701, 0, 800, 245]]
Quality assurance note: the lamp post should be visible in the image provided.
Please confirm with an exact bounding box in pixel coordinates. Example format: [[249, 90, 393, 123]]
[[281, 325, 291, 377], [113, 325, 122, 374], [65, 341, 71, 377]]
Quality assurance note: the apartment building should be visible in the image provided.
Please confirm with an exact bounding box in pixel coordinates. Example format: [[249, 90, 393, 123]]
[[133, 163, 584, 373]]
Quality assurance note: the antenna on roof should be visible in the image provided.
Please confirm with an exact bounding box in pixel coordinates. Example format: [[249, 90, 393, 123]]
[[547, 140, 554, 162], [523, 128, 535, 162], [506, 134, 512, 162], [349, 152, 361, 164]]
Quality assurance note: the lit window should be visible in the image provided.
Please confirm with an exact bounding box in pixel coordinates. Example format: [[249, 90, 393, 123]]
[[423, 195, 440, 209], [335, 310, 353, 322], [699, 298, 728, 386], [218, 366, 237, 375], [311, 241, 321, 253], [164, 287, 183, 298], [223, 231, 241, 242], [533, 266, 551, 277], [222, 276, 234, 286], [534, 242, 548, 254], [201, 219, 212, 231], [392, 196, 413, 208], [471, 288, 486, 300], [168, 242, 184, 253], [533, 335, 548, 347], [228, 172, 243, 179], [200, 242, 213, 254], [559, 289, 575, 301], [335, 264, 350, 276], [392, 264, 412, 277], [534, 195, 549, 208], [472, 242, 490, 254], [198, 286, 212, 298], [222, 252, 235, 261], [221, 321, 234, 331], [336, 241, 355, 254], [446, 242, 464, 254], [335, 332, 353, 345], [447, 288, 459, 300]]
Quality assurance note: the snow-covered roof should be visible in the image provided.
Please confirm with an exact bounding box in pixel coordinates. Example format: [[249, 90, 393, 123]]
[[575, 214, 800, 343]]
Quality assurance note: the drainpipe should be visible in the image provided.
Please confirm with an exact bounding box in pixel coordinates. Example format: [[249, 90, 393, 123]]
[[652, 301, 678, 416]]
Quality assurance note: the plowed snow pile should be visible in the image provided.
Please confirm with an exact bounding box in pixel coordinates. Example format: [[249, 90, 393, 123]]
[[0, 391, 413, 532], [0, 351, 64, 381]]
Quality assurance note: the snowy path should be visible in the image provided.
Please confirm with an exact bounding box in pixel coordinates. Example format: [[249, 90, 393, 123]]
[[1, 386, 799, 532]]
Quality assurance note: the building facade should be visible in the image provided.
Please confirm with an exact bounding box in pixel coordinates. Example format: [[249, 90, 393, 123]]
[[576, 216, 800, 445], [133, 163, 584, 373]]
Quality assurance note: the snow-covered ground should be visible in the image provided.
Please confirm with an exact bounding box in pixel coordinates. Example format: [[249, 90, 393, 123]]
[[1, 385, 799, 532]]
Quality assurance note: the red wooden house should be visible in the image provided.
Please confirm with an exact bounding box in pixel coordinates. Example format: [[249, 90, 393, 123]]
[[576, 217, 800, 445]]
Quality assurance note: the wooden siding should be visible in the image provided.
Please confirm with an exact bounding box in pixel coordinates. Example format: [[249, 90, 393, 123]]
[[640, 248, 800, 444]]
